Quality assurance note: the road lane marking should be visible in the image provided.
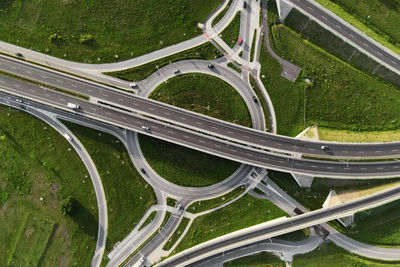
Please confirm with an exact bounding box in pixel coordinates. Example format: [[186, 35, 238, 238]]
[[243, 135, 250, 139], [148, 107, 154, 111], [72, 84, 77, 87], [180, 117, 186, 120], [25, 70, 31, 74], [377, 167, 383, 170], [56, 79, 62, 83], [167, 130, 173, 134], [227, 131, 233, 134], [196, 121, 203, 125], [164, 112, 170, 115], [311, 165, 318, 168], [327, 167, 334, 169], [392, 149, 399, 152], [375, 151, 381, 153], [211, 126, 218, 130]]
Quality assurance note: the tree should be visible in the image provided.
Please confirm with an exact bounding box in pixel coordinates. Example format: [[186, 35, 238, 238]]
[[59, 196, 76, 216]]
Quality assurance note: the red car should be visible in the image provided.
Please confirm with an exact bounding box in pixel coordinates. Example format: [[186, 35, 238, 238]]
[[237, 38, 243, 45]]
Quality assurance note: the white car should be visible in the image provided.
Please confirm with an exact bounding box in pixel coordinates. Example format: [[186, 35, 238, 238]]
[[173, 69, 180, 74], [130, 83, 137, 88], [142, 126, 150, 132], [63, 133, 72, 141], [16, 98, 23, 103], [67, 103, 80, 109], [321, 145, 328, 150]]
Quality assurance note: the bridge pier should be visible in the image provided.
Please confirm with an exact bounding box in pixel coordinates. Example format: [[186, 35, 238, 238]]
[[275, 0, 293, 21], [323, 190, 354, 227], [291, 173, 314, 188]]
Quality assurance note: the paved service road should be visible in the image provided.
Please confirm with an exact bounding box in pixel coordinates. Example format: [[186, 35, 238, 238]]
[[3, 78, 400, 178]]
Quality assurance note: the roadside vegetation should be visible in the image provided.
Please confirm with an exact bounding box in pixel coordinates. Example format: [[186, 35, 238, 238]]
[[212, 0, 234, 27], [0, 105, 97, 266], [224, 252, 285, 267], [167, 197, 177, 207], [63, 121, 156, 253], [105, 42, 222, 81], [138, 211, 157, 231], [293, 242, 400, 266], [187, 186, 245, 213], [171, 194, 286, 255], [249, 76, 271, 131], [0, 0, 220, 63], [220, 12, 242, 48], [318, 127, 400, 142], [337, 199, 400, 247], [315, 0, 400, 56]]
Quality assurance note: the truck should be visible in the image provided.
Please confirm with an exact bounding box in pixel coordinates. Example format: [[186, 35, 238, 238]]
[[67, 103, 80, 109]]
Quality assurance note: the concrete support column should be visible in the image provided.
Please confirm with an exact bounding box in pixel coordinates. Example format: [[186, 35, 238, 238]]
[[291, 173, 314, 188]]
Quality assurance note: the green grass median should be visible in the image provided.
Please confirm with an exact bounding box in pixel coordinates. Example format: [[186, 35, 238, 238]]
[[220, 12, 242, 48], [171, 194, 286, 255], [63, 121, 156, 253], [0, 104, 97, 266]]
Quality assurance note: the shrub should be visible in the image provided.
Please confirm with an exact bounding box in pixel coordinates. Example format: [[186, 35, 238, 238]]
[[59, 196, 77, 216], [79, 34, 94, 44]]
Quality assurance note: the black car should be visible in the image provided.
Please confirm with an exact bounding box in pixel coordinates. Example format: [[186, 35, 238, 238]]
[[243, 1, 247, 9], [208, 63, 214, 68], [252, 96, 258, 103], [15, 52, 23, 58], [140, 168, 147, 175]]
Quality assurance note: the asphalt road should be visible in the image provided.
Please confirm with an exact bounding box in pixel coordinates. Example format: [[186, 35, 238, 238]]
[[3, 78, 400, 178], [3, 55, 400, 160], [158, 182, 400, 266], [285, 0, 400, 74]]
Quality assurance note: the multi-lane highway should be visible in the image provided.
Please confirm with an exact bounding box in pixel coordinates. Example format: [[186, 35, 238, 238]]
[[4, 77, 400, 178], [283, 0, 400, 75], [2, 55, 400, 161]]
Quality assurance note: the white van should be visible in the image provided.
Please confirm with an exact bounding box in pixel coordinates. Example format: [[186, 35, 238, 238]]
[[67, 103, 80, 109], [63, 133, 72, 141]]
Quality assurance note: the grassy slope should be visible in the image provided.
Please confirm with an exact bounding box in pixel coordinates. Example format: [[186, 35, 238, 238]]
[[63, 122, 156, 252], [0, 0, 220, 63], [172, 194, 286, 254], [316, 0, 400, 55], [224, 252, 285, 267], [272, 24, 400, 131], [187, 187, 245, 213], [318, 127, 400, 142], [0, 105, 97, 266], [221, 11, 242, 48], [105, 42, 222, 81], [293, 242, 400, 267]]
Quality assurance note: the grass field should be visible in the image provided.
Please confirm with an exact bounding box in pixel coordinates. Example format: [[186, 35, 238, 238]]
[[187, 186, 245, 213], [271, 24, 400, 132], [172, 194, 286, 255], [259, 39, 305, 136], [221, 11, 241, 48], [315, 0, 400, 56], [318, 127, 400, 142], [293, 242, 400, 266], [150, 74, 251, 127], [163, 217, 190, 251], [63, 121, 156, 252], [337, 199, 400, 247], [9, 213, 55, 266], [224, 252, 285, 267], [0, 105, 97, 266], [0, 0, 220, 63], [105, 42, 222, 81], [138, 134, 241, 187]]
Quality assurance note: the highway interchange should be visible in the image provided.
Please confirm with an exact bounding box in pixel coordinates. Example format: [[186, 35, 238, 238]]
[[1, 0, 400, 266]]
